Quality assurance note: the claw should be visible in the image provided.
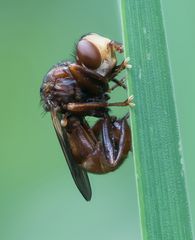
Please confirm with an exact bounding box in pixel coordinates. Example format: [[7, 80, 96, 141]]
[[126, 64, 132, 69], [127, 95, 135, 108], [124, 57, 132, 69]]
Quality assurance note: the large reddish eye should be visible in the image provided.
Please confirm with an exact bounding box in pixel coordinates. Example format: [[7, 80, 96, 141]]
[[76, 40, 101, 69]]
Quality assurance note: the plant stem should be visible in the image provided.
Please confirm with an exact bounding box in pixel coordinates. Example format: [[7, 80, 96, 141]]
[[120, 0, 193, 239]]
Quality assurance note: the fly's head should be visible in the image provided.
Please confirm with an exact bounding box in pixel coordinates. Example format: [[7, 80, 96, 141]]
[[76, 33, 123, 76]]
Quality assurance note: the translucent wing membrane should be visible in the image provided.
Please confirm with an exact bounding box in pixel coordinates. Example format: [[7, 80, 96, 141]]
[[51, 110, 92, 201]]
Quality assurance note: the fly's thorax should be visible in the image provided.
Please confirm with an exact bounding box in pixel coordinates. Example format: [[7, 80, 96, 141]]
[[40, 63, 84, 111]]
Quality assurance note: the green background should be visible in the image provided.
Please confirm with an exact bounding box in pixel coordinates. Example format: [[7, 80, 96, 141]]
[[0, 0, 194, 239]]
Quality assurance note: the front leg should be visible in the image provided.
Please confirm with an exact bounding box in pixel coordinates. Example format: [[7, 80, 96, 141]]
[[68, 59, 131, 94], [109, 77, 127, 92], [68, 63, 109, 95], [107, 57, 132, 80]]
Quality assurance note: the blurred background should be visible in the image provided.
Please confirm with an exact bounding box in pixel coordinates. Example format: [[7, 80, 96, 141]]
[[0, 0, 194, 239]]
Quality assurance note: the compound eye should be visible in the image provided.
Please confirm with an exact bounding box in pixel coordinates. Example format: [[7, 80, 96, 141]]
[[77, 40, 101, 70]]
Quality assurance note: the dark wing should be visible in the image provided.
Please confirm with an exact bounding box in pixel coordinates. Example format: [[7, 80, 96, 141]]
[[51, 110, 92, 201]]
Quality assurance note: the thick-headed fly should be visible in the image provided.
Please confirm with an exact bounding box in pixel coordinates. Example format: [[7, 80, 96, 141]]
[[40, 33, 134, 201]]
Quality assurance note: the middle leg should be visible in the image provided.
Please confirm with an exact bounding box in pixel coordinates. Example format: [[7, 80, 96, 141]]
[[63, 96, 135, 113]]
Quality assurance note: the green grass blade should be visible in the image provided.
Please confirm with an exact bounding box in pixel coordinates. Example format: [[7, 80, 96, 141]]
[[120, 0, 193, 239]]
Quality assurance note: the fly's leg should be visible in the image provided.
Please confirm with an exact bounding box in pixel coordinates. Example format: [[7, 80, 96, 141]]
[[63, 96, 135, 113], [107, 57, 132, 80], [92, 115, 131, 170], [103, 117, 131, 167], [108, 95, 134, 107], [79, 114, 131, 173], [68, 63, 109, 94], [68, 57, 131, 94], [69, 63, 107, 83], [109, 76, 127, 92], [69, 60, 131, 92]]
